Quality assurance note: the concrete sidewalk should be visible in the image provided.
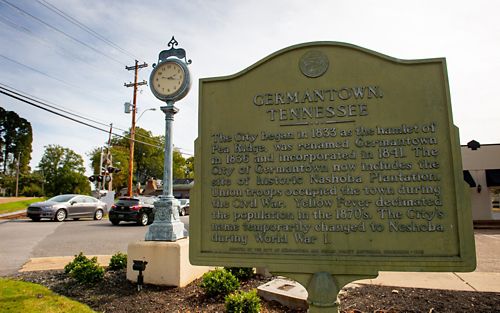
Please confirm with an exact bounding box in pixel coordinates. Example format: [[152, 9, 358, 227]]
[[19, 255, 500, 293], [352, 271, 500, 292], [20, 255, 111, 272]]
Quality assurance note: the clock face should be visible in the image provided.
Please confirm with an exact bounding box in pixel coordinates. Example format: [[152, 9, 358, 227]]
[[152, 61, 185, 97]]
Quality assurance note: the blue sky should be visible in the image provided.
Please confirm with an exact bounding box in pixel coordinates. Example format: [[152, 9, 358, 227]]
[[1, 0, 499, 174]]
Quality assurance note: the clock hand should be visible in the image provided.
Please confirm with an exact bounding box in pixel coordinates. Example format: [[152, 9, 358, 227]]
[[160, 76, 179, 80]]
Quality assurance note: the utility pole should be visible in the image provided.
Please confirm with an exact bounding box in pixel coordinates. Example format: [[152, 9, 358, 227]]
[[106, 123, 113, 191], [15, 151, 20, 197], [125, 60, 148, 197]]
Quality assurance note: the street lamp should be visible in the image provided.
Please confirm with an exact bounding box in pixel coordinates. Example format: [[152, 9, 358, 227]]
[[136, 108, 157, 124]]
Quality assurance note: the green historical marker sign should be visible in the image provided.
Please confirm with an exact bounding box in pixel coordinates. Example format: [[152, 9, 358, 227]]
[[190, 42, 475, 311]]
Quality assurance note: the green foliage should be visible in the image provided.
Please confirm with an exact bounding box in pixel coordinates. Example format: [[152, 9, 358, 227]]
[[38, 145, 90, 196], [88, 145, 129, 192], [90, 127, 166, 191], [185, 156, 194, 179], [89, 127, 195, 191], [0, 277, 95, 313], [64, 252, 104, 284], [200, 268, 240, 297], [70, 261, 104, 284], [0, 172, 45, 197], [173, 149, 186, 178], [64, 252, 89, 274], [108, 252, 127, 271], [224, 267, 255, 281], [225, 289, 261, 313]]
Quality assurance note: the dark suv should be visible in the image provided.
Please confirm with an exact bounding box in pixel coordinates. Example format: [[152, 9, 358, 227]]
[[109, 196, 157, 226]]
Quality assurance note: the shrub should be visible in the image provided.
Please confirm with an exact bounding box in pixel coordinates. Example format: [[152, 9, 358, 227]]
[[64, 252, 89, 274], [224, 267, 254, 281], [108, 252, 127, 271], [225, 289, 261, 313], [200, 268, 240, 297], [70, 260, 105, 284], [64, 252, 104, 284]]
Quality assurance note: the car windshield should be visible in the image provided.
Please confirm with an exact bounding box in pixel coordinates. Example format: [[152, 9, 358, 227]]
[[48, 195, 74, 203]]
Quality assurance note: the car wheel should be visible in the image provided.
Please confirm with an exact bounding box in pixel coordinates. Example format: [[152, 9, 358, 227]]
[[137, 213, 148, 226], [94, 209, 104, 220], [30, 216, 41, 222], [147, 214, 154, 225], [110, 219, 120, 225], [179, 207, 186, 216], [54, 209, 66, 222]]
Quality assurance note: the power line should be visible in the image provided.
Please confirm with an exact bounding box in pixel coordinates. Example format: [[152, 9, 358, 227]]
[[0, 11, 112, 73], [0, 54, 77, 89], [0, 85, 163, 149], [0, 82, 110, 129], [0, 52, 126, 112], [36, 0, 143, 62], [0, 0, 126, 66], [0, 2, 160, 143], [0, 81, 161, 145]]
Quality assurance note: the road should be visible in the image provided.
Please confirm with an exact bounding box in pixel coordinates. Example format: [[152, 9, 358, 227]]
[[0, 216, 189, 276], [1, 217, 498, 277]]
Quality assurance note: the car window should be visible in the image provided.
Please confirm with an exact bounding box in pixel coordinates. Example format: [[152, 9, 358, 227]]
[[72, 196, 86, 203], [85, 197, 97, 203], [49, 195, 74, 202], [116, 199, 139, 206]]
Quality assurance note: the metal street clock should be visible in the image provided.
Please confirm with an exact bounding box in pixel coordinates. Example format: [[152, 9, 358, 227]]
[[149, 37, 191, 102], [145, 36, 191, 242]]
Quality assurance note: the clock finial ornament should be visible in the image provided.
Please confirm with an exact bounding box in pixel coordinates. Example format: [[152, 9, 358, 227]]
[[149, 36, 192, 102]]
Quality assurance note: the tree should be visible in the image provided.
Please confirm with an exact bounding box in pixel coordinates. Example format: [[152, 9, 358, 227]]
[[185, 156, 194, 179], [88, 145, 129, 192], [90, 127, 164, 188], [19, 172, 45, 196], [38, 145, 90, 196], [88, 127, 195, 192], [173, 150, 195, 179], [133, 128, 164, 183], [0, 107, 32, 174], [173, 149, 186, 179]]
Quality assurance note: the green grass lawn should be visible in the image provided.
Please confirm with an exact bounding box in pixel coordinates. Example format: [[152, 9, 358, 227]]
[[0, 198, 45, 215], [0, 278, 95, 313]]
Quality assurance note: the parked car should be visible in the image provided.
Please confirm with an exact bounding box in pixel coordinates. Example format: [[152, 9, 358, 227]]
[[26, 194, 107, 222], [178, 199, 189, 216], [109, 196, 157, 226]]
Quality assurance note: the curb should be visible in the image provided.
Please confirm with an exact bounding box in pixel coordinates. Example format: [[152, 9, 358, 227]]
[[0, 210, 26, 219]]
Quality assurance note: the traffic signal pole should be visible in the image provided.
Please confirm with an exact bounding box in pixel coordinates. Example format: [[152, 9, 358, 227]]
[[125, 60, 148, 197]]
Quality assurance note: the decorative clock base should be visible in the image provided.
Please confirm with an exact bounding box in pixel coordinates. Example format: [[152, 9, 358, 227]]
[[145, 196, 185, 241]]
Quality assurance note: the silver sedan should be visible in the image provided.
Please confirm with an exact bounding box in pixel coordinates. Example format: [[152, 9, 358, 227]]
[[26, 194, 108, 222]]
